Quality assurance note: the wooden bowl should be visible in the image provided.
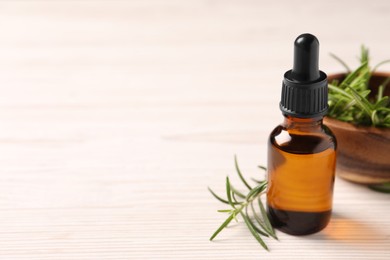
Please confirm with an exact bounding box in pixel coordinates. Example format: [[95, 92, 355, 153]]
[[324, 72, 390, 184]]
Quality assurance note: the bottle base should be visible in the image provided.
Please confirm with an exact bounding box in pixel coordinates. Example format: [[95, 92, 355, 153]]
[[268, 206, 331, 236]]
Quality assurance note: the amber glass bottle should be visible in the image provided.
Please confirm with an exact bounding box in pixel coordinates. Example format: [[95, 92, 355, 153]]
[[267, 34, 337, 235]]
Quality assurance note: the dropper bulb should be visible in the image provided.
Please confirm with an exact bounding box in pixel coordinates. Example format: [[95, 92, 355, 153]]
[[280, 33, 328, 118], [291, 33, 321, 82]]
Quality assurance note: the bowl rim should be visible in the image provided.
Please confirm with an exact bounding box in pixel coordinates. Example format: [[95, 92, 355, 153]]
[[324, 116, 390, 134]]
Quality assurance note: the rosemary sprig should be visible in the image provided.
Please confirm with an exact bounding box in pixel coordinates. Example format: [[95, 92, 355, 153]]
[[328, 46, 390, 127], [208, 156, 277, 251]]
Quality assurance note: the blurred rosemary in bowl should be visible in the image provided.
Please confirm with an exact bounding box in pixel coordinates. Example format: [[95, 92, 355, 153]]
[[328, 46, 390, 127]]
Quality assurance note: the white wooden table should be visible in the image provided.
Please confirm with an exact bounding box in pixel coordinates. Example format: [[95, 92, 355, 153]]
[[0, 1, 389, 259]]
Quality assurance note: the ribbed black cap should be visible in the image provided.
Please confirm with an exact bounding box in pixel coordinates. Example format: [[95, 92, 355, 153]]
[[280, 33, 328, 118]]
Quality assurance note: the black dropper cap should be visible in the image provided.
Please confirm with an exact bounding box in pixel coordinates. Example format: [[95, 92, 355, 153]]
[[280, 33, 328, 118]]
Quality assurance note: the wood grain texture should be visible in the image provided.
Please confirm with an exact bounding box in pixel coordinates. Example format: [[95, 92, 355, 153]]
[[0, 0, 389, 259]]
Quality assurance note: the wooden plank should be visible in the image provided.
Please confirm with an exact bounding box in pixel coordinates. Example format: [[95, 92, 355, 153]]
[[0, 1, 388, 259]]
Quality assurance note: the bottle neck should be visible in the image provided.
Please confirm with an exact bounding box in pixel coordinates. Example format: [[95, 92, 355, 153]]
[[283, 115, 323, 131]]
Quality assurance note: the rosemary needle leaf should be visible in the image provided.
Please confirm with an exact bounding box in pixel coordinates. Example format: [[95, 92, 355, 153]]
[[248, 219, 269, 237], [245, 205, 269, 237], [231, 193, 241, 222], [217, 209, 232, 213], [208, 187, 239, 205], [250, 202, 272, 236], [371, 110, 379, 126], [377, 85, 385, 102], [226, 177, 235, 208], [360, 45, 369, 64], [234, 155, 252, 190], [328, 84, 353, 99], [240, 212, 269, 251], [380, 77, 390, 91], [375, 96, 389, 109], [372, 59, 390, 72], [379, 107, 390, 113], [210, 213, 235, 241], [329, 52, 351, 73], [257, 165, 267, 171], [231, 185, 246, 199], [348, 87, 373, 116], [258, 197, 277, 239], [251, 177, 265, 184], [231, 191, 239, 204], [340, 62, 368, 89]]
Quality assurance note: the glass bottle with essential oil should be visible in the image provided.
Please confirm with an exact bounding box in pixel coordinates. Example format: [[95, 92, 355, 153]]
[[267, 33, 337, 235]]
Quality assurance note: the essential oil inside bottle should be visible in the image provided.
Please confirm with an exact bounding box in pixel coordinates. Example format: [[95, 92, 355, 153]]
[[266, 34, 337, 236]]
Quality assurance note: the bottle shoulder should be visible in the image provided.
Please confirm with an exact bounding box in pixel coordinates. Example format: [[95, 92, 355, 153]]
[[269, 124, 336, 154]]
